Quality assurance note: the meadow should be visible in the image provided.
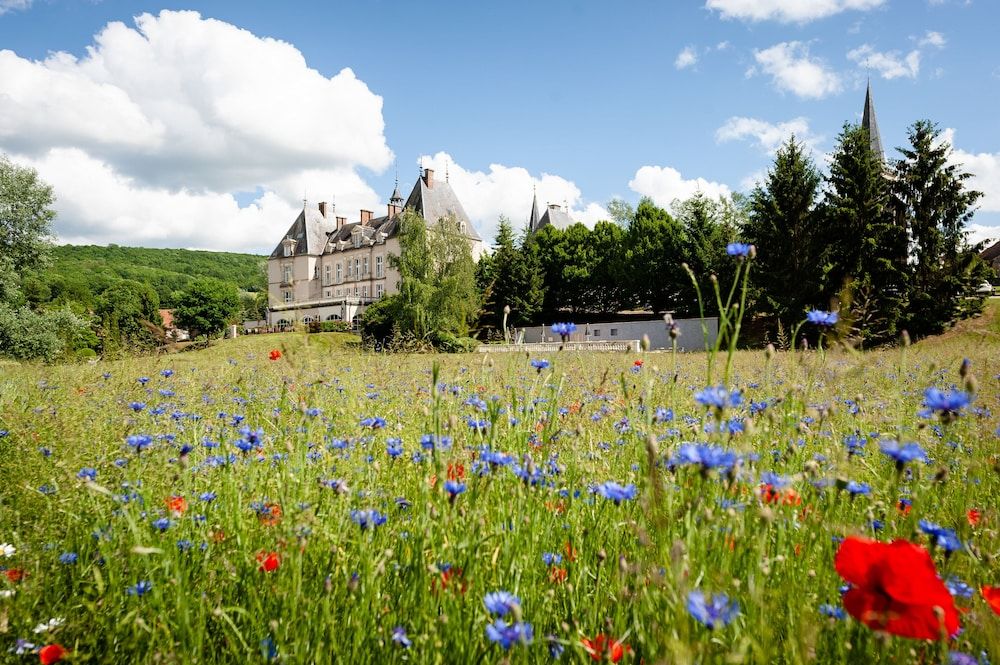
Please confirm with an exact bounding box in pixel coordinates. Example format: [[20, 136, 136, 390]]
[[1, 310, 999, 664]]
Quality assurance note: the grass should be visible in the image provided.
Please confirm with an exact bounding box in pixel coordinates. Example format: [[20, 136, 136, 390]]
[[0, 315, 999, 663]]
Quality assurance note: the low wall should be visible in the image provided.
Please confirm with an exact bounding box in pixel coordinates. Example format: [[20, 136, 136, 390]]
[[477, 340, 639, 353], [513, 317, 717, 352]]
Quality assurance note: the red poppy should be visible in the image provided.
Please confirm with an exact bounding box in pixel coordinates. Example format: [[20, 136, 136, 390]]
[[256, 551, 280, 573], [166, 495, 188, 516], [564, 541, 578, 563], [39, 644, 67, 665], [982, 586, 1000, 615], [258, 503, 283, 527], [896, 499, 912, 516], [967, 508, 982, 527], [447, 463, 465, 481], [431, 566, 467, 595], [581, 634, 629, 663], [269, 349, 282, 361], [760, 484, 801, 506], [5, 568, 26, 583], [633, 359, 643, 368], [549, 567, 568, 584], [834, 536, 959, 640]]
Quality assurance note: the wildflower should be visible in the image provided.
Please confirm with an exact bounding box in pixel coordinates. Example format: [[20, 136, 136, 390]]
[[199, 491, 217, 503], [420, 434, 452, 452], [845, 481, 871, 497], [38, 644, 67, 665], [260, 636, 278, 661], [819, 604, 845, 619], [551, 322, 576, 341], [945, 577, 974, 598], [127, 580, 153, 596], [483, 590, 521, 617], [879, 440, 928, 469], [542, 552, 562, 566], [391, 626, 412, 648], [256, 551, 280, 572], [33, 618, 64, 634], [670, 443, 737, 473], [687, 590, 740, 629], [128, 401, 146, 412], [269, 349, 282, 360], [581, 634, 629, 662], [919, 387, 971, 422], [386, 438, 403, 458], [444, 480, 466, 500], [834, 536, 959, 640], [549, 567, 568, 584], [166, 495, 188, 516], [254, 502, 283, 527], [127, 434, 153, 454], [593, 481, 637, 504], [694, 385, 742, 411], [485, 619, 533, 649], [1, 543, 16, 558], [949, 653, 980, 665], [918, 520, 963, 553], [726, 242, 753, 258], [967, 508, 982, 527], [58, 552, 77, 565], [530, 359, 550, 371], [359, 416, 386, 429], [152, 518, 171, 533], [897, 497, 912, 516], [350, 509, 387, 530], [981, 586, 1000, 615], [806, 310, 839, 327], [547, 635, 565, 659], [5, 568, 26, 582]]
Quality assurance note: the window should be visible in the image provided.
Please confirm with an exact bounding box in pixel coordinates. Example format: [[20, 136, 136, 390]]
[[336, 262, 343, 282], [283, 290, 292, 303], [363, 257, 369, 275], [313, 265, 319, 279], [375, 255, 383, 278], [324, 265, 331, 285], [593, 329, 601, 337], [282, 265, 292, 284], [283, 245, 291, 257], [347, 260, 354, 278], [352, 232, 361, 249], [375, 283, 383, 298], [362, 285, 368, 299], [354, 258, 360, 278], [336, 289, 341, 297], [325, 290, 331, 298], [610, 328, 618, 337], [354, 286, 359, 297]]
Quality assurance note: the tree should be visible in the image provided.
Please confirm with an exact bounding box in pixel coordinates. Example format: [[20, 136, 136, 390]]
[[673, 193, 740, 316], [0, 305, 91, 362], [622, 197, 686, 314], [892, 120, 987, 337], [173, 277, 241, 340], [0, 155, 55, 302], [586, 221, 628, 314], [479, 217, 543, 330], [95, 280, 162, 352], [745, 137, 825, 330], [820, 123, 908, 344]]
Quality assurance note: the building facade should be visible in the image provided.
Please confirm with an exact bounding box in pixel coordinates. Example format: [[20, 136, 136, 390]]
[[267, 168, 483, 327]]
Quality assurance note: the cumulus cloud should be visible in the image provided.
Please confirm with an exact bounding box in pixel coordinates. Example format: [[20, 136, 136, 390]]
[[752, 42, 843, 98], [716, 116, 823, 156], [919, 31, 946, 48], [847, 44, 921, 79], [675, 46, 699, 70], [628, 166, 731, 209], [0, 0, 31, 16], [940, 130, 1000, 214], [0, 10, 392, 251], [417, 152, 609, 246], [706, 0, 885, 24]]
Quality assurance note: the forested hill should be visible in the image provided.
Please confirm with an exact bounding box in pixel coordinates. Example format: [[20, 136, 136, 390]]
[[35, 244, 266, 309]]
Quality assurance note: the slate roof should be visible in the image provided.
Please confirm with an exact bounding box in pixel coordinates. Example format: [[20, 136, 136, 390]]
[[268, 207, 337, 259], [980, 239, 1000, 262], [529, 191, 541, 232], [404, 175, 482, 241], [862, 81, 884, 161], [535, 204, 575, 232]]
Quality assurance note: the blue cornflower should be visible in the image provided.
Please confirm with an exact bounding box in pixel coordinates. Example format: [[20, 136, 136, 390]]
[[760, 471, 790, 489], [920, 387, 971, 421], [542, 552, 562, 566], [694, 386, 742, 411], [359, 416, 386, 429], [127, 580, 153, 596], [670, 443, 738, 472], [806, 310, 839, 327], [819, 604, 845, 619], [76, 467, 97, 481], [547, 635, 565, 659], [304, 407, 322, 418], [137, 376, 150, 385], [420, 434, 452, 451], [531, 359, 550, 371], [726, 242, 753, 258], [485, 619, 533, 649], [128, 402, 146, 412], [127, 434, 153, 453], [386, 438, 403, 458], [199, 491, 217, 502], [594, 481, 637, 504], [948, 652, 979, 665], [845, 481, 871, 497], [444, 481, 466, 499], [152, 518, 171, 532], [160, 369, 173, 378], [483, 590, 521, 616], [945, 576, 975, 598], [177, 539, 193, 553], [391, 626, 412, 648], [879, 440, 928, 468], [919, 520, 963, 553], [59, 552, 78, 565], [350, 509, 387, 530], [551, 322, 576, 339], [687, 590, 740, 629], [843, 434, 867, 456]]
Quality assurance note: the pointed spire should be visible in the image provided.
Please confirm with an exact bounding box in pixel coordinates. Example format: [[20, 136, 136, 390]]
[[390, 165, 403, 205], [528, 186, 541, 232], [862, 79, 885, 161]]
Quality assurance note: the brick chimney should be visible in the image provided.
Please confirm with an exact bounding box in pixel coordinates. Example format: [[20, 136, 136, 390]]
[[387, 203, 400, 218], [336, 216, 346, 230], [424, 168, 434, 189], [318, 201, 330, 218], [360, 209, 373, 225]]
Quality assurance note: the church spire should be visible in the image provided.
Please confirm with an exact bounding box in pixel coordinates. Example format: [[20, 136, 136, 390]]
[[389, 165, 403, 206], [529, 185, 540, 232], [862, 79, 885, 161]]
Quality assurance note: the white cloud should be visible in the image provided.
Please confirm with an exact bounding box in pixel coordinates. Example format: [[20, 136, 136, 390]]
[[716, 116, 823, 155], [752, 42, 843, 98], [847, 44, 921, 79], [0, 0, 31, 16], [417, 152, 609, 245], [706, 0, 886, 24], [628, 166, 731, 209], [0, 10, 393, 252], [965, 223, 1000, 248], [942, 129, 1000, 214], [919, 31, 946, 48], [675, 46, 699, 70]]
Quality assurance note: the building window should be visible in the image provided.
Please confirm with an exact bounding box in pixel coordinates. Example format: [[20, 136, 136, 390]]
[[352, 232, 361, 249], [324, 264, 331, 285], [610, 328, 618, 337], [313, 265, 319, 279], [354, 258, 360, 278], [282, 265, 292, 284], [347, 260, 354, 278], [283, 290, 292, 303], [363, 257, 369, 275], [336, 289, 341, 297], [336, 262, 343, 282], [325, 290, 331, 297], [362, 285, 368, 299], [375, 255, 383, 278], [376, 283, 383, 298], [354, 286, 358, 297], [593, 329, 601, 337]]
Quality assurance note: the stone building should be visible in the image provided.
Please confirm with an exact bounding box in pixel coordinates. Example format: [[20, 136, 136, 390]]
[[266, 168, 483, 327]]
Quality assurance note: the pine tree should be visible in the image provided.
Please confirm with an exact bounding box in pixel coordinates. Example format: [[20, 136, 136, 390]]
[[745, 137, 824, 330], [480, 217, 543, 330], [623, 197, 686, 314], [674, 193, 740, 316]]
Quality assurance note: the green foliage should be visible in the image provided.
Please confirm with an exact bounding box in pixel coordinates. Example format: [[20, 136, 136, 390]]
[[173, 277, 242, 340], [95, 279, 163, 353], [673, 193, 742, 316], [313, 320, 352, 333], [477, 217, 544, 331], [0, 305, 92, 362], [0, 154, 55, 285], [623, 197, 687, 314]]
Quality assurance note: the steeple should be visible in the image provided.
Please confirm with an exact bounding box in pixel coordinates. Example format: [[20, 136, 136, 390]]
[[861, 79, 884, 161], [529, 185, 540, 232], [389, 177, 403, 206]]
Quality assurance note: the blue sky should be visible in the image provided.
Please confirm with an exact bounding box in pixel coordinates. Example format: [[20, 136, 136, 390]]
[[1, 0, 997, 253]]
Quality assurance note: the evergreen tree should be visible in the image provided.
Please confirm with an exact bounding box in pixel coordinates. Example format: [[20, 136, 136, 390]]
[[673, 193, 740, 316], [478, 217, 543, 330], [623, 197, 686, 314], [893, 120, 987, 336], [586, 221, 628, 314], [745, 137, 825, 330]]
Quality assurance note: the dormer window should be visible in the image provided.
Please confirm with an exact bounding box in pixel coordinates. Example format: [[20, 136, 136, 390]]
[[282, 236, 296, 257], [352, 230, 362, 249]]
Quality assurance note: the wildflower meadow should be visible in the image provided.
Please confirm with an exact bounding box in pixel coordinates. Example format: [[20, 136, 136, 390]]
[[2, 305, 1000, 663]]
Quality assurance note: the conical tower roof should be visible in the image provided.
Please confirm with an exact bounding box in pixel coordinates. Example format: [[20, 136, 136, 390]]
[[529, 188, 540, 232], [862, 80, 885, 161]]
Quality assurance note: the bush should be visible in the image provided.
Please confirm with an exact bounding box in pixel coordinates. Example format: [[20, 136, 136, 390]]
[[310, 320, 351, 333], [429, 331, 479, 353], [0, 305, 92, 362]]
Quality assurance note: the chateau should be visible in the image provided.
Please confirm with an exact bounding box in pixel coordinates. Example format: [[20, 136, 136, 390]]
[[267, 168, 483, 327]]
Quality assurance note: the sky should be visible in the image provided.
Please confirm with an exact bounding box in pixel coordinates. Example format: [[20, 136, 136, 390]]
[[1, 0, 998, 254]]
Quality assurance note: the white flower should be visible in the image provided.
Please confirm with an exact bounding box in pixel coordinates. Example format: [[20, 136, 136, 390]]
[[32, 617, 64, 634], [0, 543, 15, 557], [0, 590, 14, 598]]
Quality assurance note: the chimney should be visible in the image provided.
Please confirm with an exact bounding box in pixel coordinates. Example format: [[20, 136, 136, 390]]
[[318, 201, 330, 218], [388, 203, 400, 218], [336, 216, 346, 229], [360, 209, 373, 225], [424, 168, 434, 188]]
